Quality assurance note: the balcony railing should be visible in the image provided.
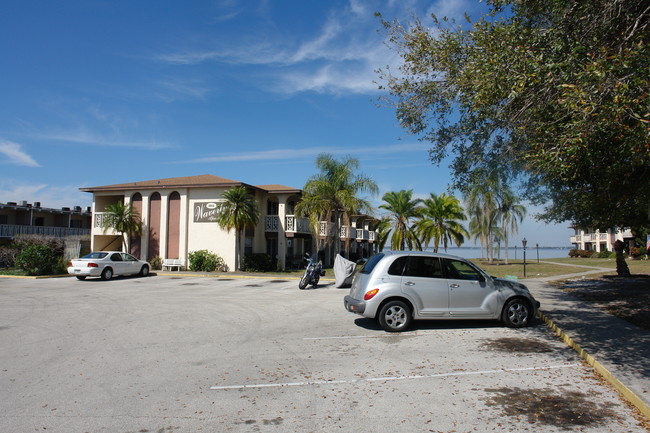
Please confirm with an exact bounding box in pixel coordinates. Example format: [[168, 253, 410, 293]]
[[0, 224, 90, 238], [265, 215, 311, 234], [356, 229, 369, 241]]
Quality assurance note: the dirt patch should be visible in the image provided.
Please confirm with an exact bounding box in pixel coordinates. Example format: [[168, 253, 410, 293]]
[[484, 387, 618, 430], [559, 275, 650, 331], [482, 337, 556, 353]]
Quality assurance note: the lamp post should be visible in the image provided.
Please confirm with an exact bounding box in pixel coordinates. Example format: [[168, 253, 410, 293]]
[[522, 238, 528, 278], [536, 243, 539, 263]]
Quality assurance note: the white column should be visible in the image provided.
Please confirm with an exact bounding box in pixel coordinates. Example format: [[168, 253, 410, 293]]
[[159, 192, 169, 259], [140, 193, 150, 262]]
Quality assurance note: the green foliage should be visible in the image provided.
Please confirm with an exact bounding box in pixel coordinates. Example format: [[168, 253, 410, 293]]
[[379, 0, 650, 228], [597, 250, 615, 259], [296, 153, 378, 257], [15, 244, 59, 275], [101, 202, 142, 250], [379, 189, 422, 251], [215, 186, 260, 271], [242, 254, 275, 272], [188, 250, 225, 272], [149, 256, 162, 270]]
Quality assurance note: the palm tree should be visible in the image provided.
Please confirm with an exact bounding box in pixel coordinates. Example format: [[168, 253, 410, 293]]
[[416, 193, 469, 253], [295, 153, 378, 260], [101, 201, 142, 252], [464, 173, 500, 263], [215, 186, 260, 271], [374, 216, 393, 252], [497, 188, 526, 265], [379, 190, 422, 251]]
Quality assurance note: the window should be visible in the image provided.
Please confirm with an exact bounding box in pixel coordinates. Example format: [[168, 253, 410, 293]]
[[403, 256, 443, 278], [267, 200, 278, 215], [360, 253, 385, 274], [110, 253, 123, 262], [388, 256, 408, 275], [443, 259, 482, 281]]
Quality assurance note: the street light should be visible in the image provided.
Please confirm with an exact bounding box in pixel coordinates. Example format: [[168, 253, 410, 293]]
[[536, 243, 539, 263], [522, 238, 528, 278]]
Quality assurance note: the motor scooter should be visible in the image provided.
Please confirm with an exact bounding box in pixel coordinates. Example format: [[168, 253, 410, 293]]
[[298, 253, 323, 289]]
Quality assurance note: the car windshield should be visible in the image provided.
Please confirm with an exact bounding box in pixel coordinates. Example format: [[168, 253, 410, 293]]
[[359, 253, 385, 274], [82, 252, 108, 259]]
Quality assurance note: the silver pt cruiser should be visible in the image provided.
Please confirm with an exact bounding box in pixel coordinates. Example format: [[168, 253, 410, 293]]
[[344, 251, 540, 332]]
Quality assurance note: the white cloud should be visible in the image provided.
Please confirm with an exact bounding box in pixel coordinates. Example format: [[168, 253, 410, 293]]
[[0, 140, 40, 167], [34, 130, 174, 150], [180, 142, 424, 163]]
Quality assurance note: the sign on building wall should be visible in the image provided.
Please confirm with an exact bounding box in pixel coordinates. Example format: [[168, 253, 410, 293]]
[[193, 201, 223, 223]]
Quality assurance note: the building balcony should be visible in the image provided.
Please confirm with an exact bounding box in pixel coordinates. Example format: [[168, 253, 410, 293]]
[[265, 215, 311, 234]]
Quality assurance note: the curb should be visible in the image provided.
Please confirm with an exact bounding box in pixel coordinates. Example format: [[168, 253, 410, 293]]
[[538, 310, 650, 420]]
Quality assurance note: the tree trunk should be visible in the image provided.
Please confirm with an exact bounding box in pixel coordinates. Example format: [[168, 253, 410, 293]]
[[613, 240, 631, 277]]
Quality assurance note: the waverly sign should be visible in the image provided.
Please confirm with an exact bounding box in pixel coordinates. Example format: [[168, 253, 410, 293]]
[[193, 201, 225, 223]]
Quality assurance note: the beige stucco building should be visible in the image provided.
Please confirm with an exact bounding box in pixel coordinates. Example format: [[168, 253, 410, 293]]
[[570, 227, 635, 252], [81, 174, 377, 271]]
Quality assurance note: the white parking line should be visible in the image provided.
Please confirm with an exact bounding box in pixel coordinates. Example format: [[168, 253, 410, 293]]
[[210, 363, 581, 390]]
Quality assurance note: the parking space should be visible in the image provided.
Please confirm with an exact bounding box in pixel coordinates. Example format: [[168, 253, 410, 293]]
[[0, 275, 647, 432]]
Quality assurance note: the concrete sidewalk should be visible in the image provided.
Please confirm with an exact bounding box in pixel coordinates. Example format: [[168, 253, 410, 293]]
[[524, 267, 650, 419]]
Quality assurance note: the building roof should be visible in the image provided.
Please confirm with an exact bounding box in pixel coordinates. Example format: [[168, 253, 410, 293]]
[[80, 175, 302, 195], [256, 184, 302, 194], [80, 174, 246, 192]]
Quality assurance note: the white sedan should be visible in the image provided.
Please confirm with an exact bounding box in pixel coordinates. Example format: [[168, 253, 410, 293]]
[[68, 251, 150, 280]]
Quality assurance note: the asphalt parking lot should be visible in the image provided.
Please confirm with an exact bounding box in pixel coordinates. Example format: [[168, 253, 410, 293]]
[[1, 275, 648, 433]]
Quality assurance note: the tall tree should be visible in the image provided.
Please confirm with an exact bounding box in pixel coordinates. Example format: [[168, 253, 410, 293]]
[[498, 188, 527, 265], [378, 0, 650, 229], [374, 216, 393, 252], [380, 189, 423, 251], [215, 186, 260, 271], [464, 173, 501, 263], [416, 192, 468, 252], [101, 201, 142, 252], [296, 153, 378, 259]]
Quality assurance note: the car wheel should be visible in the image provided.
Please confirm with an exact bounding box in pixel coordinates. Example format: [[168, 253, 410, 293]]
[[101, 267, 113, 281], [139, 265, 150, 277], [76, 276, 86, 280], [378, 300, 412, 332], [502, 298, 532, 328]]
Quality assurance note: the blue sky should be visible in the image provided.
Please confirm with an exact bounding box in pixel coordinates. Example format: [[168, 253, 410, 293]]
[[0, 0, 573, 246]]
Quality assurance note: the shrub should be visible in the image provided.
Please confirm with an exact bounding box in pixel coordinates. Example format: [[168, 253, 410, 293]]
[[242, 253, 274, 272], [630, 246, 642, 258], [188, 250, 225, 272], [568, 249, 592, 258], [597, 250, 615, 259], [150, 256, 162, 270], [15, 244, 59, 275], [0, 246, 19, 268], [13, 234, 64, 257]]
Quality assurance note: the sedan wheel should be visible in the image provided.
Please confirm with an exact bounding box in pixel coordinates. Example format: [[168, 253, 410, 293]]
[[139, 265, 149, 277], [378, 300, 412, 332], [502, 298, 531, 328], [101, 267, 113, 281]]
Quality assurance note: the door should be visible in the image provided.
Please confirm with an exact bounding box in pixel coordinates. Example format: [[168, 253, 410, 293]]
[[109, 252, 127, 275], [444, 258, 497, 318], [397, 256, 449, 317], [121, 253, 141, 274]]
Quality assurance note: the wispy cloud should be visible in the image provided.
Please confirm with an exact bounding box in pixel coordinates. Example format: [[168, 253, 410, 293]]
[[0, 139, 40, 167], [153, 1, 425, 96], [34, 131, 174, 150], [180, 142, 424, 163]]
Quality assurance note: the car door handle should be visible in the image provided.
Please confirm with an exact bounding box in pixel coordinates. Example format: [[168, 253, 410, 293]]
[[404, 281, 415, 286], [450, 284, 460, 288]]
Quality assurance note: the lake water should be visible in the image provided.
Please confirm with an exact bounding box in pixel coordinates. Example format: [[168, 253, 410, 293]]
[[416, 246, 572, 260]]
